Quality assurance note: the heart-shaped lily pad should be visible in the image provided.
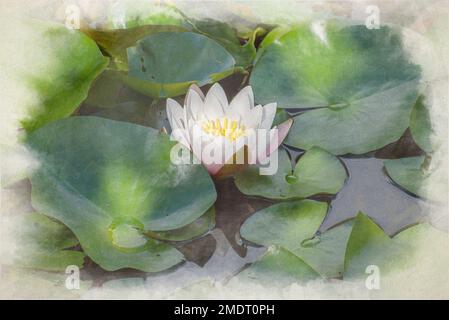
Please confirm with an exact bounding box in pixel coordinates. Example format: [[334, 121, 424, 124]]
[[12, 20, 109, 132], [384, 156, 429, 199], [8, 213, 85, 272], [26, 117, 216, 271], [250, 23, 421, 155], [240, 200, 352, 278], [124, 32, 236, 98], [234, 147, 347, 200]]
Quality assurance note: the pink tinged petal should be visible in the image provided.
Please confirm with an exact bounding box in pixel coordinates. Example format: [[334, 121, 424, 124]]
[[203, 162, 225, 175], [185, 88, 204, 122], [200, 136, 227, 175], [189, 124, 204, 164], [204, 83, 228, 120], [229, 86, 254, 119], [259, 103, 277, 130], [258, 118, 293, 164]]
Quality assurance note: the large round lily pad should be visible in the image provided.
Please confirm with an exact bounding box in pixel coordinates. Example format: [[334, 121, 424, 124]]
[[124, 32, 236, 98], [250, 23, 421, 155], [26, 117, 216, 271], [234, 147, 347, 200]]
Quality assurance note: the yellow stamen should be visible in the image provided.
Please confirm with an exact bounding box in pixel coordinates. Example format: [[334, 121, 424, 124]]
[[202, 117, 246, 141]]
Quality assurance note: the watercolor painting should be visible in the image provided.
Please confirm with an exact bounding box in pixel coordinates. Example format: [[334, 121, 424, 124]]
[[0, 0, 448, 300]]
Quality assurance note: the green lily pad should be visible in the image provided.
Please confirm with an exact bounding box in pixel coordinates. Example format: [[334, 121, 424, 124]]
[[82, 3, 189, 70], [410, 96, 434, 153], [84, 27, 187, 72], [384, 156, 429, 198], [92, 100, 169, 130], [16, 20, 108, 132], [191, 19, 264, 68], [26, 117, 216, 272], [343, 213, 397, 279], [146, 206, 215, 242], [234, 246, 321, 287], [10, 213, 85, 272], [101, 2, 187, 29], [343, 213, 439, 280], [124, 32, 236, 98], [250, 23, 421, 155], [235, 147, 347, 200], [272, 109, 291, 127], [240, 200, 351, 277], [83, 70, 149, 109]]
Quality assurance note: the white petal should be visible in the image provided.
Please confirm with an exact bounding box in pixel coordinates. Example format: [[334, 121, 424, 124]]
[[204, 83, 227, 120], [171, 129, 190, 149], [229, 86, 254, 118], [184, 84, 205, 104], [185, 88, 204, 122], [167, 98, 185, 130], [259, 103, 277, 130], [243, 105, 263, 128]]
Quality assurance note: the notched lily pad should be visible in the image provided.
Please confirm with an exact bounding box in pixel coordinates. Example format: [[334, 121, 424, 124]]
[[235, 147, 347, 200], [251, 23, 421, 155], [26, 117, 216, 272], [124, 32, 236, 98]]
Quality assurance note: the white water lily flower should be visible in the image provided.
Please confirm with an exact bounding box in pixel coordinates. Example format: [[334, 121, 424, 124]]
[[166, 83, 292, 175]]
